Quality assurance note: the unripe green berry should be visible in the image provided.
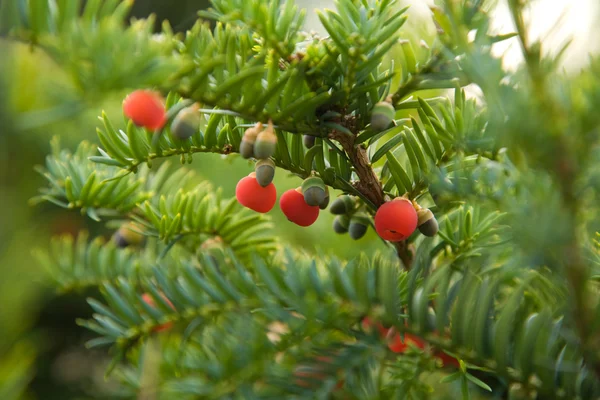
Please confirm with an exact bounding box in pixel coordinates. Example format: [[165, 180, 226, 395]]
[[417, 208, 438, 237], [114, 223, 145, 248], [371, 101, 395, 131], [329, 195, 354, 215], [418, 217, 439, 237], [349, 214, 369, 240], [301, 177, 326, 207], [254, 121, 277, 159], [255, 158, 276, 187], [333, 215, 350, 234], [303, 135, 316, 149], [171, 104, 200, 139], [240, 123, 261, 159]]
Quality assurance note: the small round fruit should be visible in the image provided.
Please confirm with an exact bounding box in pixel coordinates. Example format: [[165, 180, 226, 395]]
[[240, 124, 261, 159], [123, 90, 167, 130], [348, 214, 369, 240], [280, 188, 319, 227], [235, 174, 277, 213], [114, 223, 145, 248], [254, 121, 277, 159], [329, 195, 353, 215], [388, 332, 426, 353], [419, 217, 439, 237], [142, 292, 174, 332], [371, 101, 395, 132], [417, 208, 439, 237], [374, 198, 418, 241], [255, 159, 276, 187], [171, 104, 200, 139], [301, 177, 326, 207], [333, 215, 350, 234], [303, 134, 316, 149]]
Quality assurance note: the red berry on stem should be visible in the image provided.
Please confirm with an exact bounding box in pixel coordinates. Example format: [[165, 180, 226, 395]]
[[388, 332, 426, 353], [142, 293, 174, 332], [123, 90, 167, 130], [374, 198, 418, 241], [280, 188, 319, 227], [236, 174, 277, 213]]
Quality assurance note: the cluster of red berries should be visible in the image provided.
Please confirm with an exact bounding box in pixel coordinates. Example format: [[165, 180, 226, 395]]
[[237, 169, 438, 237], [236, 167, 327, 227], [123, 90, 201, 139], [362, 317, 459, 367], [123, 91, 437, 239]]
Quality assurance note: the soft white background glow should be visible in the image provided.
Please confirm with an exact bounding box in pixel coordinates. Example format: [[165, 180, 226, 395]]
[[301, 0, 599, 70]]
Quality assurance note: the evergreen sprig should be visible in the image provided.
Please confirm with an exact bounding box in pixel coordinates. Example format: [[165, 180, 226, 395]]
[[11, 0, 600, 397], [33, 140, 277, 262]]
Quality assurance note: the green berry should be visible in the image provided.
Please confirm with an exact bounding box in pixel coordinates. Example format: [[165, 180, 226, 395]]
[[240, 124, 260, 159], [255, 159, 276, 187], [303, 135, 316, 149], [301, 177, 326, 207], [114, 223, 145, 248], [349, 214, 369, 240], [240, 140, 255, 159], [417, 208, 438, 237], [333, 215, 350, 234], [329, 195, 353, 215], [254, 121, 277, 159], [418, 217, 439, 237], [371, 101, 395, 131], [171, 104, 200, 139]]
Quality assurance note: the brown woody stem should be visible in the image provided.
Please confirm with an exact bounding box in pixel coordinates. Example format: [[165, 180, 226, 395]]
[[330, 129, 413, 270]]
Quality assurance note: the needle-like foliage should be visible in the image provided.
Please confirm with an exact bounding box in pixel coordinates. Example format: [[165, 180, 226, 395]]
[[7, 0, 600, 398]]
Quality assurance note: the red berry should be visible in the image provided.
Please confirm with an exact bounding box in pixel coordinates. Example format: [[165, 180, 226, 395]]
[[388, 332, 425, 353], [435, 350, 460, 368], [142, 293, 174, 332], [374, 198, 418, 241], [123, 90, 167, 130], [280, 188, 319, 227], [236, 174, 277, 213]]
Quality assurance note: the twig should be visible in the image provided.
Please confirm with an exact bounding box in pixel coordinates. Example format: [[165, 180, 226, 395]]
[[329, 127, 413, 270]]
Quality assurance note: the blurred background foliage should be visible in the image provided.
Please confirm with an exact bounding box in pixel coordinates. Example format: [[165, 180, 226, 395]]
[[0, 0, 598, 399]]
